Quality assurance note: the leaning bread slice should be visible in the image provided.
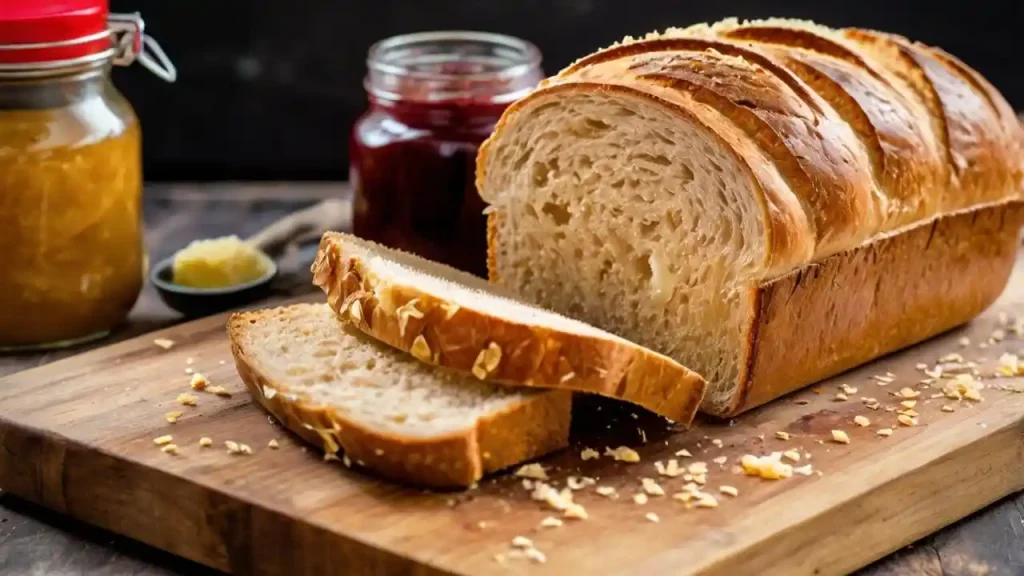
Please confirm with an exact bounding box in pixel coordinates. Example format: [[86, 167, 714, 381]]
[[228, 303, 571, 488], [310, 232, 706, 424]]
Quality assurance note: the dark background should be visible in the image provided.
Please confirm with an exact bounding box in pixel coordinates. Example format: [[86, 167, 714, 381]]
[[111, 0, 1022, 181]]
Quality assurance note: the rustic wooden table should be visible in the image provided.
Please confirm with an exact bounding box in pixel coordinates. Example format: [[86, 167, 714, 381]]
[[0, 183, 1020, 576]]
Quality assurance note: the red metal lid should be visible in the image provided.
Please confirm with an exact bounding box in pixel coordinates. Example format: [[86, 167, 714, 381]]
[[0, 0, 113, 65]]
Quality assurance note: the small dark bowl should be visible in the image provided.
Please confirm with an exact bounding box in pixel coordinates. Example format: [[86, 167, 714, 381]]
[[150, 256, 278, 318]]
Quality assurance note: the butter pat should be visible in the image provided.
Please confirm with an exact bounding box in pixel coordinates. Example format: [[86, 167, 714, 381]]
[[171, 235, 271, 289]]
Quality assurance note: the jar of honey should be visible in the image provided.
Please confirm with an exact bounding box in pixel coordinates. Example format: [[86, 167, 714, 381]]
[[351, 31, 543, 277], [0, 1, 175, 350]]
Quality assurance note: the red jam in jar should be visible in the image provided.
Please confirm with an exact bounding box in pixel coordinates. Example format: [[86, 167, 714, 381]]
[[351, 31, 543, 277]]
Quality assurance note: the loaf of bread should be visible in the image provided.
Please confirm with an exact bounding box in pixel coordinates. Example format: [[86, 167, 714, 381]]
[[477, 18, 1024, 416], [311, 232, 706, 423], [228, 303, 571, 488]]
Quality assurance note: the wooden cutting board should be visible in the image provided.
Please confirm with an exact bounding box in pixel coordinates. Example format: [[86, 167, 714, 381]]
[[2, 273, 1024, 576]]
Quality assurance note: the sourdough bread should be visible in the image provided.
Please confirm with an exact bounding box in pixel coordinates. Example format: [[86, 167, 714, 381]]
[[477, 18, 1024, 416], [311, 232, 706, 423], [228, 303, 572, 488]]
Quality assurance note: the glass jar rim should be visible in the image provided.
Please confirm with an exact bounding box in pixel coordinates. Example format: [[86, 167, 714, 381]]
[[366, 31, 543, 104]]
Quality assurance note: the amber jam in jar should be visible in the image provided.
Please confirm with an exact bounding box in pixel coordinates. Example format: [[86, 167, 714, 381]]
[[351, 31, 543, 277], [0, 2, 175, 349]]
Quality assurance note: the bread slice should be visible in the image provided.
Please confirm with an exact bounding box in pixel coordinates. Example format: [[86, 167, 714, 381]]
[[310, 232, 706, 424], [228, 303, 572, 488]]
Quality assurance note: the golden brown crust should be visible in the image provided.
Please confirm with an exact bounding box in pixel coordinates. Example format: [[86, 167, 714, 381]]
[[311, 232, 706, 424], [227, 309, 572, 488], [724, 201, 1024, 416]]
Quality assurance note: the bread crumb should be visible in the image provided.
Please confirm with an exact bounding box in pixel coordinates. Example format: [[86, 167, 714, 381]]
[[207, 385, 231, 397], [595, 486, 616, 497], [515, 463, 548, 480], [877, 428, 894, 437], [645, 512, 660, 523], [177, 393, 198, 406], [834, 393, 848, 402], [719, 485, 739, 497], [774, 431, 790, 441], [563, 503, 588, 520], [633, 493, 649, 505], [161, 444, 179, 455], [512, 536, 533, 548], [958, 336, 970, 347], [711, 438, 723, 448], [153, 435, 174, 445], [897, 414, 918, 427], [225, 440, 242, 454], [268, 439, 279, 449], [675, 448, 692, 457], [898, 408, 919, 418], [165, 412, 182, 424], [580, 447, 600, 461], [641, 477, 665, 496], [199, 437, 212, 447], [523, 547, 546, 564], [153, 338, 175, 350], [189, 373, 208, 391], [740, 454, 792, 479], [941, 405, 955, 413], [605, 446, 640, 463], [840, 384, 858, 395], [655, 459, 684, 477], [873, 375, 895, 384], [539, 516, 563, 528], [915, 363, 928, 370], [567, 476, 596, 490], [782, 450, 801, 462], [899, 400, 917, 409], [831, 430, 850, 444], [793, 464, 814, 476], [695, 494, 719, 508], [712, 455, 728, 466], [184, 368, 194, 375]]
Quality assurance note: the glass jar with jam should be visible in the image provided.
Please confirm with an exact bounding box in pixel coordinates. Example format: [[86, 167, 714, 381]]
[[0, 1, 175, 350], [351, 31, 543, 277]]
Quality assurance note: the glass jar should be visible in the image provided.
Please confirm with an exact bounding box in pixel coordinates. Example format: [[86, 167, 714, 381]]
[[0, 2, 175, 350], [351, 31, 543, 277]]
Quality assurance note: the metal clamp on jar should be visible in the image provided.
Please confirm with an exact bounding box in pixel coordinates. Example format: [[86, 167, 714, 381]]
[[0, 0, 174, 350]]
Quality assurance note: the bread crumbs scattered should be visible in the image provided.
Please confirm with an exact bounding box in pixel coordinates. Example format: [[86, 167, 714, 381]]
[[782, 450, 801, 462], [675, 448, 692, 457], [655, 459, 684, 477], [645, 512, 660, 523], [177, 393, 198, 406], [225, 440, 243, 455], [199, 437, 212, 447], [165, 411, 183, 423], [877, 428, 894, 437], [633, 493, 649, 505], [567, 476, 596, 490], [941, 405, 955, 413], [719, 485, 739, 497], [641, 477, 665, 496], [207, 386, 232, 397], [161, 444, 179, 455], [854, 415, 871, 427], [539, 516, 563, 528], [712, 455, 728, 465], [515, 463, 548, 480], [153, 435, 173, 445], [268, 439, 279, 449], [774, 431, 791, 441], [899, 387, 920, 399], [711, 438, 723, 448], [831, 430, 850, 444], [580, 447, 600, 461], [153, 338, 175, 350], [740, 454, 792, 479], [189, 373, 208, 390], [595, 486, 616, 497], [943, 374, 984, 402], [605, 446, 640, 462]]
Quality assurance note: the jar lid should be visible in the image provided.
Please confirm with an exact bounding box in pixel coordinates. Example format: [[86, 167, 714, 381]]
[[0, 0, 175, 82]]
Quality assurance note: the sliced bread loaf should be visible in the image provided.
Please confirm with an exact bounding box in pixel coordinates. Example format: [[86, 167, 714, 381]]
[[310, 232, 706, 424], [228, 303, 571, 488]]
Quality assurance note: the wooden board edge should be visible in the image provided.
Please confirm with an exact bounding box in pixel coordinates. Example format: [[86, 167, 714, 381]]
[[0, 417, 454, 576], [634, 411, 1024, 576]]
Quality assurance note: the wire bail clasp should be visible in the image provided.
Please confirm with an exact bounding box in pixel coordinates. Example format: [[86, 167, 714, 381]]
[[109, 12, 176, 83]]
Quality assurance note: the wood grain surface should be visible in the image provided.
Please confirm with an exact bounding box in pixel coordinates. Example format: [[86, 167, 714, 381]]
[[0, 184, 1021, 576]]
